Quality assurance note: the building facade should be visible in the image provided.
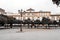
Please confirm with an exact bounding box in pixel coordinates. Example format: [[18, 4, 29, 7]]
[[18, 11, 51, 20], [0, 8, 5, 14], [0, 8, 60, 21]]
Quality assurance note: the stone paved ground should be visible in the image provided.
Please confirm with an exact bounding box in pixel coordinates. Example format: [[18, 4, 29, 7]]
[[0, 28, 60, 40]]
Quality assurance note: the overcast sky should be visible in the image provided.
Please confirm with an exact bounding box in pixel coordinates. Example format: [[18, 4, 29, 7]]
[[0, 0, 60, 14]]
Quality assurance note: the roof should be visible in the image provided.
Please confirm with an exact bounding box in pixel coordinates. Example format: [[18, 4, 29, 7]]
[[51, 14, 60, 16], [22, 11, 51, 13], [4, 12, 20, 16], [26, 8, 35, 11], [0, 8, 5, 12]]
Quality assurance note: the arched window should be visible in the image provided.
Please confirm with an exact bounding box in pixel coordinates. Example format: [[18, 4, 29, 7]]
[[30, 17, 32, 20], [34, 17, 37, 20], [16, 17, 19, 20], [40, 17, 42, 21], [25, 17, 28, 19]]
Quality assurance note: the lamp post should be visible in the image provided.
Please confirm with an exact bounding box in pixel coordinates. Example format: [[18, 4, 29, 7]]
[[18, 9, 23, 32], [20, 9, 23, 32]]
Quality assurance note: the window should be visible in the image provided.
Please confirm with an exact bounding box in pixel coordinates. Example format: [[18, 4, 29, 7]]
[[40, 13, 45, 16], [30, 17, 32, 20], [25, 17, 28, 19], [25, 13, 28, 16], [0, 12, 1, 14], [16, 17, 19, 20], [34, 17, 37, 20], [30, 13, 33, 15], [40, 17, 42, 21], [55, 16, 57, 20]]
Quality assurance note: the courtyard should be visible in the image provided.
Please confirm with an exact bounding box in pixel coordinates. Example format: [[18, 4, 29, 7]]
[[0, 27, 60, 40]]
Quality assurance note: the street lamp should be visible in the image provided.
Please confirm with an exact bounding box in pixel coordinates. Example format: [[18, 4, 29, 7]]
[[18, 9, 23, 32]]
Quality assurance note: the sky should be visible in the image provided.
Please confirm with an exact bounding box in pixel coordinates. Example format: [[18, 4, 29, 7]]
[[0, 0, 60, 14]]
